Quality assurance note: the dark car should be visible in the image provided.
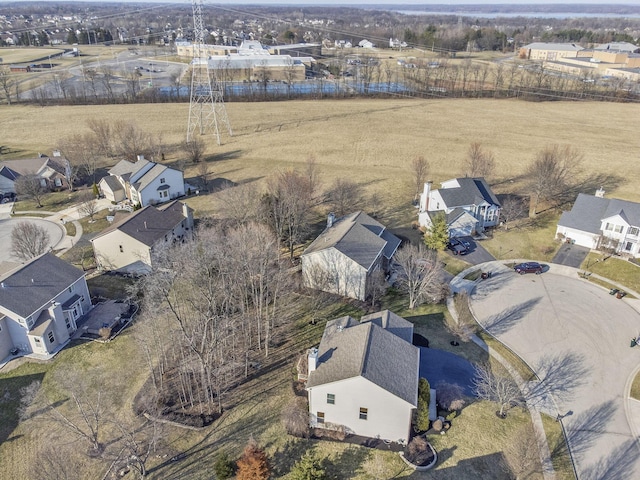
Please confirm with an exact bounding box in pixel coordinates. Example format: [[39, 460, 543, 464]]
[[447, 238, 469, 256], [514, 262, 543, 274]]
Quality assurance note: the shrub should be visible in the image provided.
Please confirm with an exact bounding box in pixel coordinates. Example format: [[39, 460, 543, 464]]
[[282, 398, 310, 438], [436, 381, 466, 412], [98, 327, 111, 339], [415, 378, 431, 432], [289, 451, 326, 480], [214, 452, 235, 479], [446, 411, 457, 421], [432, 419, 443, 432]]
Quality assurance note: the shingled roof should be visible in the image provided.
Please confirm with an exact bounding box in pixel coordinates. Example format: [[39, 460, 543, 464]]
[[91, 201, 189, 247], [0, 253, 84, 319], [438, 177, 501, 209], [307, 313, 419, 406], [558, 193, 640, 234], [302, 212, 401, 269]]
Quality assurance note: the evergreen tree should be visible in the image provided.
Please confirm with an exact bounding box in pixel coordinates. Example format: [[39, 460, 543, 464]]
[[423, 212, 449, 251], [213, 452, 235, 480], [290, 451, 326, 480], [236, 437, 270, 480], [415, 377, 431, 432]]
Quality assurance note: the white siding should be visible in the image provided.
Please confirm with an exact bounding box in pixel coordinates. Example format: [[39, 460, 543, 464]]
[[0, 317, 13, 359], [556, 226, 599, 249], [138, 169, 184, 207], [92, 230, 151, 272], [302, 248, 367, 301], [309, 376, 414, 442]]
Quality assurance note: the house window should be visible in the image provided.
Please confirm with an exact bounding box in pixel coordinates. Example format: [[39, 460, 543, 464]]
[[629, 227, 639, 236], [614, 225, 623, 234], [605, 223, 613, 231], [40, 178, 47, 187], [55, 178, 62, 187], [119, 245, 123, 253], [160, 178, 166, 184], [625, 242, 634, 251], [317, 412, 325, 423], [65, 318, 71, 329], [327, 394, 335, 405], [68, 286, 73, 293], [359, 407, 368, 420], [48, 331, 55, 343]]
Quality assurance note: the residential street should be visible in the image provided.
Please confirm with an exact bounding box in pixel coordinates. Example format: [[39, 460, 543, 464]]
[[469, 265, 640, 480]]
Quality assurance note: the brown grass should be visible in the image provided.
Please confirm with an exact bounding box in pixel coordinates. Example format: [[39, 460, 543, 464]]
[[582, 252, 640, 294], [631, 372, 640, 401], [540, 413, 578, 480]]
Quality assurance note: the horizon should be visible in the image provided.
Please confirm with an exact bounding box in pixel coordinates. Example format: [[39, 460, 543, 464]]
[[1, 1, 640, 6]]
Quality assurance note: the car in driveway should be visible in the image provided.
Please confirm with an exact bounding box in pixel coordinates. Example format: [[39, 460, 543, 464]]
[[514, 262, 543, 274], [447, 238, 469, 256]]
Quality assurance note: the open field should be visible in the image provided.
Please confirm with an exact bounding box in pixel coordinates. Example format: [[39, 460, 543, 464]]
[[0, 47, 66, 64]]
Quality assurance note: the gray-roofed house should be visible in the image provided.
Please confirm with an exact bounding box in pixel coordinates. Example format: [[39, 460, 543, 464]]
[[98, 155, 185, 207], [0, 154, 69, 194], [0, 253, 92, 361], [556, 189, 640, 257], [301, 212, 401, 301], [418, 177, 501, 237], [306, 310, 419, 442], [91, 200, 194, 273]]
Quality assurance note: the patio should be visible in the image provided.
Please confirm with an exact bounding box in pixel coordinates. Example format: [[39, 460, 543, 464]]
[[74, 300, 135, 339]]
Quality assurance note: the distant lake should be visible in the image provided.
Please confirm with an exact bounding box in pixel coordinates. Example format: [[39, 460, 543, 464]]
[[394, 10, 640, 20]]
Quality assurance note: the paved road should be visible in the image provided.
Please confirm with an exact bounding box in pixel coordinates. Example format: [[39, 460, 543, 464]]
[[551, 242, 590, 268], [470, 265, 640, 479], [0, 217, 65, 274]]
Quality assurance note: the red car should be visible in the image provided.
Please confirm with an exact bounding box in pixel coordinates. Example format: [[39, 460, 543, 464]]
[[514, 262, 543, 274]]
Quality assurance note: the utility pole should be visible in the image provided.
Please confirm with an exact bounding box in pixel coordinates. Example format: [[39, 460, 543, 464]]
[[186, 0, 231, 145]]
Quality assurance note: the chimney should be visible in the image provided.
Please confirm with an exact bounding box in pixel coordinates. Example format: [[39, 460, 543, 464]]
[[182, 202, 193, 228], [421, 181, 432, 212], [308, 348, 318, 373], [52, 149, 61, 157], [595, 187, 605, 198], [327, 212, 335, 228], [136, 154, 145, 162]]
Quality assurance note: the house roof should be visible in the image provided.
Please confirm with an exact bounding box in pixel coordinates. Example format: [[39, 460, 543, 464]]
[[0, 253, 85, 319], [0, 165, 20, 182], [307, 314, 419, 406], [108, 158, 151, 178], [302, 211, 400, 270], [132, 163, 168, 192], [438, 177, 501, 209], [91, 201, 188, 247], [523, 42, 583, 52], [0, 157, 61, 178], [360, 310, 413, 343], [99, 175, 123, 193], [558, 193, 640, 234]]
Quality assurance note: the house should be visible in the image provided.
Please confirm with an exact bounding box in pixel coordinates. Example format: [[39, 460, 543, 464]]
[[418, 177, 501, 237], [358, 39, 374, 49], [0, 253, 92, 360], [0, 154, 69, 194], [301, 212, 401, 301], [306, 310, 419, 442], [99, 156, 185, 207], [556, 189, 640, 257], [91, 200, 194, 273]]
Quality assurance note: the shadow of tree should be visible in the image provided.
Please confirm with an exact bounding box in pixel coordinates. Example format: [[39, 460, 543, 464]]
[[559, 172, 625, 207], [552, 400, 616, 466], [209, 149, 243, 162], [581, 438, 639, 480], [0, 372, 46, 444], [325, 444, 370, 479], [526, 351, 588, 407], [270, 438, 313, 477], [481, 297, 542, 336]]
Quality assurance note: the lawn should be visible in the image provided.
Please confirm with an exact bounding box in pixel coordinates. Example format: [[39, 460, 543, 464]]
[[540, 413, 578, 480], [13, 189, 85, 213], [631, 372, 640, 401], [581, 252, 640, 294]]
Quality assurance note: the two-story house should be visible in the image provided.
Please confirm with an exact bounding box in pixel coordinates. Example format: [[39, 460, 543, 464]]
[[301, 212, 401, 301], [556, 189, 640, 257], [91, 201, 194, 274], [0, 253, 92, 360], [418, 177, 501, 237], [99, 156, 185, 207], [306, 310, 419, 443]]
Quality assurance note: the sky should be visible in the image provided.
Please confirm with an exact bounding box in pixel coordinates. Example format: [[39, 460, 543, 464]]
[[9, 0, 640, 5]]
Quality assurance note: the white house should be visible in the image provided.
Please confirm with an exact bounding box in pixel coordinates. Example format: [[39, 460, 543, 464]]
[[418, 177, 501, 237], [301, 212, 401, 301], [91, 201, 194, 273], [99, 156, 185, 207], [556, 189, 640, 257], [306, 310, 419, 443], [0, 253, 92, 361]]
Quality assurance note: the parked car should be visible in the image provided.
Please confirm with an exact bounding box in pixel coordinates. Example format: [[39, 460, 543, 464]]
[[447, 238, 469, 256], [514, 262, 543, 274]]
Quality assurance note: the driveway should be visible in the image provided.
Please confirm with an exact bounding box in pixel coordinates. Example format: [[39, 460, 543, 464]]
[[448, 236, 495, 265], [470, 265, 640, 479], [419, 348, 476, 397], [551, 242, 590, 268]]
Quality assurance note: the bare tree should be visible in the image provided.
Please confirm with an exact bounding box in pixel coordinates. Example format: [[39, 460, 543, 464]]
[[184, 136, 206, 163], [15, 173, 46, 208], [394, 243, 447, 309], [86, 119, 113, 157], [504, 424, 544, 480], [11, 221, 51, 261], [110, 417, 163, 478], [465, 142, 495, 179], [217, 182, 262, 225], [28, 443, 84, 480], [263, 170, 314, 259], [500, 195, 527, 229], [473, 363, 523, 418], [57, 134, 96, 188], [410, 155, 429, 201], [111, 121, 154, 161], [196, 161, 211, 191], [79, 192, 99, 222], [366, 269, 387, 308], [281, 398, 310, 438], [0, 66, 15, 105], [325, 178, 363, 217], [527, 144, 583, 215]]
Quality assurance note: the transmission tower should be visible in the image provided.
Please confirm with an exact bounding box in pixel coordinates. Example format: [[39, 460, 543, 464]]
[[187, 0, 231, 145]]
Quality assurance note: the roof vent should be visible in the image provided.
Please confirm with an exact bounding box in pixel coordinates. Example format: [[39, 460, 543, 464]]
[[595, 187, 605, 198], [336, 325, 344, 332], [0, 282, 5, 288]]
